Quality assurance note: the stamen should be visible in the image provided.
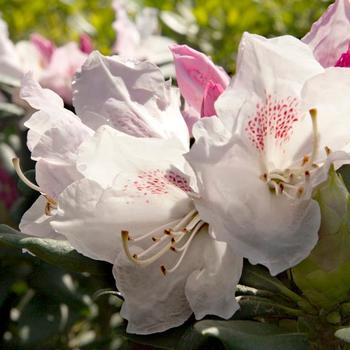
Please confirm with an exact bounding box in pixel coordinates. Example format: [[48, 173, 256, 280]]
[[13, 157, 57, 208], [163, 222, 205, 274], [13, 158, 42, 193], [325, 146, 331, 156], [160, 265, 167, 275], [309, 109, 319, 164], [130, 218, 180, 242]]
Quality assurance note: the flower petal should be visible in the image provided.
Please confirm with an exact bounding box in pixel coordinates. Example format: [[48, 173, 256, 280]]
[[188, 118, 320, 275], [185, 236, 242, 320], [301, 68, 350, 158], [113, 227, 241, 334], [52, 170, 193, 263], [39, 42, 87, 103], [73, 51, 188, 147], [0, 17, 22, 80], [170, 44, 229, 113], [19, 195, 56, 238], [215, 32, 323, 134], [77, 125, 189, 189], [302, 0, 350, 67]]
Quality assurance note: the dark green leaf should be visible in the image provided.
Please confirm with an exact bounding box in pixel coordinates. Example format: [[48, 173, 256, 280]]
[[0, 225, 111, 276], [193, 320, 309, 350], [234, 296, 302, 319]]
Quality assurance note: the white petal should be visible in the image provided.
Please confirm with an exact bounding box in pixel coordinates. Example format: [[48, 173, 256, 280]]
[[185, 235, 242, 320], [188, 120, 320, 275], [19, 196, 56, 238], [301, 68, 350, 158], [52, 172, 193, 263], [216, 33, 323, 134], [302, 0, 350, 67], [0, 17, 22, 80], [72, 51, 188, 147], [77, 125, 188, 189], [20, 72, 63, 111], [113, 227, 241, 334]]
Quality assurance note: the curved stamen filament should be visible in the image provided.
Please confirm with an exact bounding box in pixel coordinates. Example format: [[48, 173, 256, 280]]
[[13, 158, 57, 209], [121, 211, 204, 272], [13, 158, 42, 193], [162, 221, 205, 275], [130, 218, 181, 242]]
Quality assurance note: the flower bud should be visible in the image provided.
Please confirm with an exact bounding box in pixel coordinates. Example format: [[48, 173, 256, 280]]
[[293, 167, 350, 309]]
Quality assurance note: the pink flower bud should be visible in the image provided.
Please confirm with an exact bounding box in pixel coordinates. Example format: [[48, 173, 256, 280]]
[[170, 44, 229, 114]]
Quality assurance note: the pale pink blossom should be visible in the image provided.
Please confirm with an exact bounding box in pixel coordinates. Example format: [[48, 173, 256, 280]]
[[303, 0, 350, 67]]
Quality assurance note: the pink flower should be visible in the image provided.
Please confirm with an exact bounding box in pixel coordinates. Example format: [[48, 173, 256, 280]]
[[170, 44, 230, 132], [303, 0, 350, 68]]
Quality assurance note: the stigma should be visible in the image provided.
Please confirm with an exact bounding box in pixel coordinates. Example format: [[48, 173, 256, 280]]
[[121, 209, 205, 275]]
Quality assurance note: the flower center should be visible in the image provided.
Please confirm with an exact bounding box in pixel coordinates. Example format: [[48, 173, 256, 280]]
[[260, 109, 324, 199], [12, 158, 57, 215], [121, 209, 205, 275]]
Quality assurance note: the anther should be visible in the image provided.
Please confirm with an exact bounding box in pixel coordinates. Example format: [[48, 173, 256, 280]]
[[325, 146, 331, 155], [279, 183, 284, 192], [304, 170, 310, 177], [302, 156, 310, 166], [297, 187, 304, 197], [121, 230, 130, 240], [152, 237, 160, 242], [160, 265, 167, 276], [171, 237, 176, 244], [260, 173, 268, 182], [164, 229, 172, 235], [170, 246, 177, 252], [133, 254, 138, 259]]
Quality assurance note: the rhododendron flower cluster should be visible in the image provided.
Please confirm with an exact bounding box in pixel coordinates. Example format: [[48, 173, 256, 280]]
[[9, 0, 350, 341]]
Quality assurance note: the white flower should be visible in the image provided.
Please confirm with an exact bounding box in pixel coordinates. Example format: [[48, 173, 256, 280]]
[[18, 51, 242, 334], [187, 32, 350, 275], [113, 0, 175, 75]]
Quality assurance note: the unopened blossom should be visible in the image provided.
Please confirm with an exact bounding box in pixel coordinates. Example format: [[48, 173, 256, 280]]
[[303, 0, 350, 68], [187, 32, 350, 275], [113, 0, 175, 73], [0, 17, 88, 103], [16, 51, 242, 333], [170, 45, 229, 133]]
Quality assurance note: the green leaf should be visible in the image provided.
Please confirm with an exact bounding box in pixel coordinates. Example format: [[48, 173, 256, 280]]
[[193, 320, 309, 350], [234, 296, 302, 319], [0, 225, 111, 276]]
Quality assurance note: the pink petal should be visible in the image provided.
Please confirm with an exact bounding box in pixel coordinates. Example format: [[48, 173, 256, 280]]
[[303, 0, 350, 67], [201, 81, 225, 117], [30, 33, 55, 65], [170, 44, 229, 113], [335, 42, 350, 67], [79, 33, 93, 54]]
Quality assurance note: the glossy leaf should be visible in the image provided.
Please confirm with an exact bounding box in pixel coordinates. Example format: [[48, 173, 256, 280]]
[[0, 225, 111, 275]]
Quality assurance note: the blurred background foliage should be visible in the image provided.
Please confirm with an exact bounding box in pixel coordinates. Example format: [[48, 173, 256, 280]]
[[0, 0, 333, 72], [0, 0, 336, 349]]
